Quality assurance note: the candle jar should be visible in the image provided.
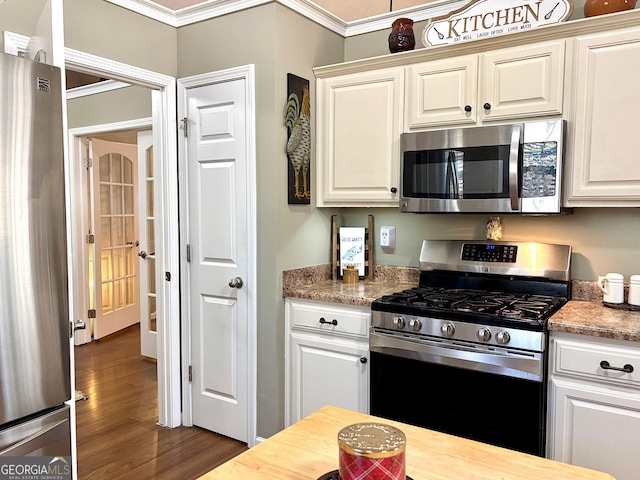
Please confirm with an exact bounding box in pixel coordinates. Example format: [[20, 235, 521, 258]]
[[338, 423, 406, 480], [342, 264, 360, 284], [388, 18, 415, 53]]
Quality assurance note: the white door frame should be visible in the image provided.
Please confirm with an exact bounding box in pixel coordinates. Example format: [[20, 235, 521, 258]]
[[177, 65, 257, 446], [63, 50, 180, 428]]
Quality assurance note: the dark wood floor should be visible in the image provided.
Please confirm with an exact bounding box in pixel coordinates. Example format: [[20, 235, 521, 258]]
[[74, 324, 248, 479]]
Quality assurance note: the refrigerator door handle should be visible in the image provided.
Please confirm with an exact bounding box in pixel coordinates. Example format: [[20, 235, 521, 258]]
[[0, 418, 68, 456]]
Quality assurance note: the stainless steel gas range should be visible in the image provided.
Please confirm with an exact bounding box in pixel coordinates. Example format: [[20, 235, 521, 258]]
[[369, 240, 571, 457]]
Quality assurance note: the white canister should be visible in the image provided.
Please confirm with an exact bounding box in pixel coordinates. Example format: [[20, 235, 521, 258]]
[[629, 275, 640, 306], [598, 273, 624, 304]]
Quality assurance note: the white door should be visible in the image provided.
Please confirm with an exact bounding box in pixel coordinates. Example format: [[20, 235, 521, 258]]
[[137, 130, 157, 359], [183, 73, 251, 442], [90, 138, 140, 339]]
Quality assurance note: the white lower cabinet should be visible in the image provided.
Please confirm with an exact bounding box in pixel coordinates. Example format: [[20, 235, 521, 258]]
[[548, 332, 640, 480], [285, 298, 370, 427]]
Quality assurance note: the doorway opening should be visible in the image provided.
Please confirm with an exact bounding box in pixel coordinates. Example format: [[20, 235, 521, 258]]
[[72, 127, 157, 359], [63, 46, 181, 429]]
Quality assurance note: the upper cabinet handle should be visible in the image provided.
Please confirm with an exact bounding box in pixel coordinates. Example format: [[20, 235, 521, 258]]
[[464, 105, 472, 112], [390, 187, 398, 193], [483, 102, 492, 110]]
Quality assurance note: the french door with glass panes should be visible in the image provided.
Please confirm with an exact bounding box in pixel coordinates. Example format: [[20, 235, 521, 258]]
[[137, 130, 157, 359], [90, 138, 140, 339]]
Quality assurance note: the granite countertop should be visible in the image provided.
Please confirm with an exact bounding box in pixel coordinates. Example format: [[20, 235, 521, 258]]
[[548, 300, 640, 342], [282, 264, 419, 307], [283, 266, 640, 342]]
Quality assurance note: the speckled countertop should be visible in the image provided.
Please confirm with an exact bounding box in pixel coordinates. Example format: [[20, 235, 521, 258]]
[[282, 264, 418, 307], [283, 267, 640, 342]]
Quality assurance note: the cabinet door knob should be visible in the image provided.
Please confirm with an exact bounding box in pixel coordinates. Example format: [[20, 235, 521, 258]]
[[319, 317, 338, 326], [483, 102, 492, 110], [390, 187, 398, 193], [600, 360, 634, 373], [464, 105, 472, 112], [359, 357, 368, 364]]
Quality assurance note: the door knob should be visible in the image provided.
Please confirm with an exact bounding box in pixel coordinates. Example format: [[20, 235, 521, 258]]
[[229, 277, 244, 289], [138, 251, 148, 259]]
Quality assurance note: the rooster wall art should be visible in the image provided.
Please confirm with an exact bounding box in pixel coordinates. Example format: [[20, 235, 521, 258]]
[[284, 74, 311, 204]]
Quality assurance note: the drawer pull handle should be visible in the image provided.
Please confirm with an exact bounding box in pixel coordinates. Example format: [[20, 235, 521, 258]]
[[600, 360, 634, 373], [360, 357, 367, 364], [319, 317, 338, 326]]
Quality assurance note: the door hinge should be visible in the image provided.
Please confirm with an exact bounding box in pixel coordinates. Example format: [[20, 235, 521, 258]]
[[87, 309, 97, 319], [84, 157, 92, 169], [182, 117, 189, 138], [186, 244, 191, 262], [188, 365, 193, 382], [165, 271, 171, 281], [86, 234, 95, 244]]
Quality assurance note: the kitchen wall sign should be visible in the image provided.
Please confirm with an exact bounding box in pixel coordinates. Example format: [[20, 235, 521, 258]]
[[422, 0, 573, 48], [284, 73, 311, 204]]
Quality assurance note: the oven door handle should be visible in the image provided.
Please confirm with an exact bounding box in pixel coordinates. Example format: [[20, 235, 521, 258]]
[[369, 330, 543, 382]]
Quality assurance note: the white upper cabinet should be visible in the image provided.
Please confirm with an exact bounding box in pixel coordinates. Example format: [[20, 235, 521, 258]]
[[315, 67, 404, 207], [314, 9, 640, 208], [565, 26, 640, 206], [406, 40, 565, 130]]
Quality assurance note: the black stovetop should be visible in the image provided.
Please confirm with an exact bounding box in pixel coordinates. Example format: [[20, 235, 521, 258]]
[[371, 271, 570, 329]]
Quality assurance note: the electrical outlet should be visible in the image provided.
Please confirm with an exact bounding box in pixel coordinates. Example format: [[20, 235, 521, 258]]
[[380, 226, 396, 248]]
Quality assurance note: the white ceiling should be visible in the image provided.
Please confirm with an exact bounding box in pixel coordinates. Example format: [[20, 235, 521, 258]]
[[150, 0, 437, 22]]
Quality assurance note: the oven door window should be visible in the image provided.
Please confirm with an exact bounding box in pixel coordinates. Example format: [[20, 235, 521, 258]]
[[370, 351, 545, 457], [402, 145, 510, 199]]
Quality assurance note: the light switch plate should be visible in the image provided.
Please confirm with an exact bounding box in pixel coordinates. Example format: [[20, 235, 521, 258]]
[[380, 226, 396, 248]]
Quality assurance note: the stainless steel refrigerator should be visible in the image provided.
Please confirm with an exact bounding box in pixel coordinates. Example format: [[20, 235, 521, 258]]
[[0, 52, 72, 456]]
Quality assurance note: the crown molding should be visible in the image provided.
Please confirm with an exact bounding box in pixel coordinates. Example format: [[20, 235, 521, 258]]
[[105, 0, 468, 36], [343, 0, 469, 37]]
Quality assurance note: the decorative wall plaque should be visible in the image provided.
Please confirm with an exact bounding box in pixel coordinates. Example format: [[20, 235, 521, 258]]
[[422, 0, 574, 48]]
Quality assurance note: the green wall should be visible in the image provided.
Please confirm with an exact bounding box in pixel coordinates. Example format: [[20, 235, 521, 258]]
[[341, 208, 640, 281], [63, 0, 177, 77], [66, 86, 152, 129]]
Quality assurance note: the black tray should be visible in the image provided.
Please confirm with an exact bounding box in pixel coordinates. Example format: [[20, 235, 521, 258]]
[[603, 301, 640, 312], [318, 471, 414, 480]]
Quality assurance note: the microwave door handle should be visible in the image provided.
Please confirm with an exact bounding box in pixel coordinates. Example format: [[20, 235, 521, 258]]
[[446, 151, 459, 198], [508, 125, 522, 211]]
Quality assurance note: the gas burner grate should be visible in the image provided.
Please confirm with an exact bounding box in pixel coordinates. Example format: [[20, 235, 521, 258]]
[[375, 286, 564, 323]]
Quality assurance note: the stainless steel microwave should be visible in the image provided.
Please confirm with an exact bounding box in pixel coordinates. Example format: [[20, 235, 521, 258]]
[[400, 120, 567, 214]]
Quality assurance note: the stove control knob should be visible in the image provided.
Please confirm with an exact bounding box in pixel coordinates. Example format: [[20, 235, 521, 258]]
[[476, 328, 492, 342], [408, 318, 422, 331], [496, 330, 511, 345], [440, 322, 455, 337], [392, 316, 405, 329]]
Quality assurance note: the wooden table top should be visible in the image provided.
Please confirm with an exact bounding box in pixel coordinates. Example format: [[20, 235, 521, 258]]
[[199, 405, 615, 480]]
